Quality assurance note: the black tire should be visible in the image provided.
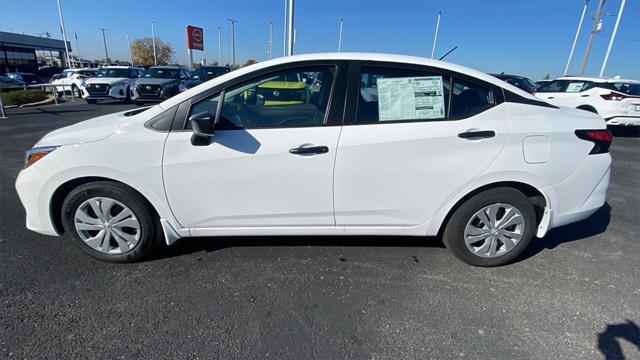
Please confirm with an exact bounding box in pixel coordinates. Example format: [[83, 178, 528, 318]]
[[123, 86, 132, 104], [86, 99, 97, 104], [71, 85, 81, 98], [443, 187, 536, 267], [61, 181, 161, 263]]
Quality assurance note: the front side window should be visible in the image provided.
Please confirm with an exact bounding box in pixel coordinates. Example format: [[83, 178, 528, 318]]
[[357, 67, 451, 124], [187, 66, 335, 129]]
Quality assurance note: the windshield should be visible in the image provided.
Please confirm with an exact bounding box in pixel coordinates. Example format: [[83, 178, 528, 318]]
[[608, 82, 640, 96], [143, 68, 180, 79], [97, 68, 130, 78]]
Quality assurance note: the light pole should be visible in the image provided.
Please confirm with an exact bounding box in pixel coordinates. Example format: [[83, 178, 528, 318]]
[[283, 0, 288, 56], [126, 33, 133, 65], [338, 18, 344, 52], [600, 0, 626, 77], [151, 21, 157, 66], [227, 19, 238, 68], [579, 0, 605, 76], [268, 21, 273, 60], [99, 28, 109, 63], [286, 0, 294, 55], [74, 32, 81, 67], [55, 0, 72, 68], [218, 26, 222, 65], [431, 10, 442, 59], [564, 0, 589, 76]]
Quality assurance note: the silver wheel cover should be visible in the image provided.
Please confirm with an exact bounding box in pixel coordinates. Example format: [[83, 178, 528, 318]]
[[74, 197, 141, 254], [464, 203, 526, 258]]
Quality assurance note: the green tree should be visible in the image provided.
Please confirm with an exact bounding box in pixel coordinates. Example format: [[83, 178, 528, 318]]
[[131, 37, 174, 66]]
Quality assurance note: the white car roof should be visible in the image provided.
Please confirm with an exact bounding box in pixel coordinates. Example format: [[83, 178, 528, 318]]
[[556, 76, 640, 84], [159, 52, 538, 110]]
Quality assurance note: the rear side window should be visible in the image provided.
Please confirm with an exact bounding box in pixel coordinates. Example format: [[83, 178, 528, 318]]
[[603, 82, 640, 95], [356, 67, 495, 123], [537, 80, 569, 93]]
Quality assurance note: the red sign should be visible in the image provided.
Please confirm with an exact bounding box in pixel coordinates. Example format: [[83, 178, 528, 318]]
[[186, 25, 204, 51]]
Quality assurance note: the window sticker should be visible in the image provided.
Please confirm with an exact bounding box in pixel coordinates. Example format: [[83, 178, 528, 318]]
[[566, 82, 585, 93], [377, 76, 446, 121]]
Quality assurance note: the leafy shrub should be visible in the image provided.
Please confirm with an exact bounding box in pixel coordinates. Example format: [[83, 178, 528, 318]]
[[1, 89, 48, 106]]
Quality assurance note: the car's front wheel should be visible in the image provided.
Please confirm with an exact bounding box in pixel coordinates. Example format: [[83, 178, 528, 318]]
[[61, 181, 161, 263], [443, 187, 536, 267]]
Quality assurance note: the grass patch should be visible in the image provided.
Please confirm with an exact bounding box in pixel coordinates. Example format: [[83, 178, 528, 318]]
[[1, 89, 48, 106]]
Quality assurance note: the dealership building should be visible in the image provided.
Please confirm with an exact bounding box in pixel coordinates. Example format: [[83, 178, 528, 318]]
[[0, 31, 71, 74]]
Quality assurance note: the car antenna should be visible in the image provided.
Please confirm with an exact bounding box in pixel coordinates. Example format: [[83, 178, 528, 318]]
[[438, 46, 458, 61]]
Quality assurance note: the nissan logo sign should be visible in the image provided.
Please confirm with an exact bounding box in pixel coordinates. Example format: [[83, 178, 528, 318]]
[[273, 90, 280, 97], [146, 85, 152, 90]]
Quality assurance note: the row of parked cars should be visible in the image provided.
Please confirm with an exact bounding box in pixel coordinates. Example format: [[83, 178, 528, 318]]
[[47, 65, 230, 105], [488, 73, 639, 126]]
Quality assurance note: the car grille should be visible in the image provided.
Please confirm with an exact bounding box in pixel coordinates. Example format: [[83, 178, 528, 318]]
[[137, 84, 161, 96], [87, 83, 110, 95]]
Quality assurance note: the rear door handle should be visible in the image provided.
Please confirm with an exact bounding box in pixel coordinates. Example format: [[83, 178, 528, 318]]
[[547, 96, 554, 99], [581, 94, 589, 97], [458, 130, 496, 139], [289, 145, 329, 155]]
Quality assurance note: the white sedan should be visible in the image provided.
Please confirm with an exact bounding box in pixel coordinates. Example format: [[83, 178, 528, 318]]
[[15, 53, 612, 266]]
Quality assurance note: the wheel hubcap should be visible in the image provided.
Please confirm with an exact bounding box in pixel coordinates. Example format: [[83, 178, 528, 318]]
[[74, 197, 141, 254], [463, 203, 525, 258]]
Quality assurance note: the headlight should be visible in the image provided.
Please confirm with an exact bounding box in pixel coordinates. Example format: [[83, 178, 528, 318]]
[[25, 146, 58, 168], [178, 83, 187, 92]]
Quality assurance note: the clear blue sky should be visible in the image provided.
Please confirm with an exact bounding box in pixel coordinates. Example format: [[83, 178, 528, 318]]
[[1, 0, 638, 79]]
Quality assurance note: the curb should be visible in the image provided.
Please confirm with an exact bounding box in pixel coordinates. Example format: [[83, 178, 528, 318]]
[[18, 96, 58, 108]]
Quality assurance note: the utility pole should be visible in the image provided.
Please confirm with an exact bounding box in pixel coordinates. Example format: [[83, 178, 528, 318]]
[[99, 28, 109, 63], [600, 0, 626, 77], [227, 18, 238, 68], [218, 26, 222, 65], [579, 0, 605, 76], [431, 10, 442, 59], [564, 0, 589, 76], [268, 21, 273, 59], [283, 0, 288, 56], [55, 0, 72, 68], [286, 0, 294, 55], [338, 18, 344, 52], [151, 21, 157, 66], [126, 33, 133, 65]]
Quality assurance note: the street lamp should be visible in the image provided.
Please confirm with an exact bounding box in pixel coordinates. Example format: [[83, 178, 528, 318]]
[[151, 21, 157, 66]]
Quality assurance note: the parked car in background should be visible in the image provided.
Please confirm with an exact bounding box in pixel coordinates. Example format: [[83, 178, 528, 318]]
[[536, 79, 553, 88], [6, 72, 41, 85], [490, 73, 538, 93], [0, 75, 26, 87], [16, 53, 612, 267], [535, 76, 640, 126], [82, 66, 145, 104], [51, 68, 98, 98], [179, 66, 230, 92], [131, 66, 190, 105]]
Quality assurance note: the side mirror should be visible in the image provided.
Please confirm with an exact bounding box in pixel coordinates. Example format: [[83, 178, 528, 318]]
[[189, 110, 214, 146]]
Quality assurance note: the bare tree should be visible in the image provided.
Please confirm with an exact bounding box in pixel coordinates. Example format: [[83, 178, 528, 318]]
[[131, 37, 174, 66]]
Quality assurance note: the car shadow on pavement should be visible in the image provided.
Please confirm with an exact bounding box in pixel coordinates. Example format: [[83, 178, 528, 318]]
[[517, 202, 611, 261], [151, 235, 446, 261], [597, 320, 640, 360]]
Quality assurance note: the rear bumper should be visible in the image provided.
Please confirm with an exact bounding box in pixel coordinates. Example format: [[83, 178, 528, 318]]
[[545, 154, 611, 229], [605, 115, 640, 126]]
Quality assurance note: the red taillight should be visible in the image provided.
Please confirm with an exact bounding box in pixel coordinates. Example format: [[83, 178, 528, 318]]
[[600, 91, 627, 101], [575, 129, 613, 154]]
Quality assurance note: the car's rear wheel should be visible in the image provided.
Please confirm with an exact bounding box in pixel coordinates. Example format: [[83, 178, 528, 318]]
[[71, 85, 81, 98], [443, 187, 536, 267], [61, 181, 161, 263]]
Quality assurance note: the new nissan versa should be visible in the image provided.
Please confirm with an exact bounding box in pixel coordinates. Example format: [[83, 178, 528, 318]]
[[15, 53, 612, 266]]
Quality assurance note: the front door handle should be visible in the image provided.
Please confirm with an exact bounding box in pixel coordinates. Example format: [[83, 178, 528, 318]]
[[458, 130, 496, 140], [581, 94, 589, 97], [547, 96, 554, 99], [289, 145, 329, 155]]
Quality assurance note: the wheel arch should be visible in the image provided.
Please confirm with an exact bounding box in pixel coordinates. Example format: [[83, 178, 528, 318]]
[[49, 176, 161, 235], [436, 181, 549, 239], [576, 105, 598, 114]]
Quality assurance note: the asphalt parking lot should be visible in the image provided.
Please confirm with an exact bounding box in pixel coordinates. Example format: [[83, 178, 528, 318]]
[[1, 102, 639, 359]]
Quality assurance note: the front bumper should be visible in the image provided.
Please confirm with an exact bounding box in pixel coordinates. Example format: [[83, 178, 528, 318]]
[[15, 165, 59, 236], [83, 84, 129, 100]]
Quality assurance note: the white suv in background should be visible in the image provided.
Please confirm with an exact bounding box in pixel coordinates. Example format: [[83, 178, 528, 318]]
[[82, 66, 145, 104], [535, 76, 640, 126], [51, 68, 97, 98]]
